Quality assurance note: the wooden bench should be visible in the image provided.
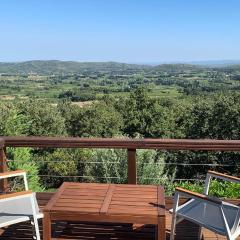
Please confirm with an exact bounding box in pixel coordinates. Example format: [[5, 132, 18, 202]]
[[43, 182, 166, 240]]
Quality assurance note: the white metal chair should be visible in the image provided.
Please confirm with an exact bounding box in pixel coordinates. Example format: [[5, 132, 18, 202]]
[[170, 171, 240, 240], [0, 170, 43, 240]]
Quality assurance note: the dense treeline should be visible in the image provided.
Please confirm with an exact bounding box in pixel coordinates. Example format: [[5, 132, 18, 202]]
[[0, 87, 240, 195]]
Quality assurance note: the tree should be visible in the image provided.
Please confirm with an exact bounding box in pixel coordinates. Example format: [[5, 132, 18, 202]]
[[35, 149, 79, 188], [0, 102, 29, 136], [74, 102, 123, 137], [17, 99, 66, 136], [57, 100, 84, 136], [118, 87, 175, 138], [208, 94, 240, 139]]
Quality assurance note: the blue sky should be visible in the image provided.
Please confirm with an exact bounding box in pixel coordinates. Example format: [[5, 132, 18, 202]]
[[0, 0, 240, 63]]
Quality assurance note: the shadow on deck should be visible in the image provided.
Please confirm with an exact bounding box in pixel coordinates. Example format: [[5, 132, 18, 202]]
[[0, 192, 239, 240]]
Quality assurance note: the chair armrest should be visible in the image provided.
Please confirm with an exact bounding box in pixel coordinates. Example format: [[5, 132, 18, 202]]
[[0, 170, 26, 180], [207, 171, 240, 184], [175, 187, 222, 205], [0, 190, 32, 201]]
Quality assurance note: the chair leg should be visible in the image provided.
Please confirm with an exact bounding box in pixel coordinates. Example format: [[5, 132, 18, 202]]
[[30, 219, 40, 240], [198, 226, 202, 240], [170, 213, 177, 240], [31, 219, 41, 240], [226, 233, 234, 240], [30, 196, 41, 240]]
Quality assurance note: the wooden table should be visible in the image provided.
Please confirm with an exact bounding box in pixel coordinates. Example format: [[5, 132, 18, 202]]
[[43, 182, 166, 240]]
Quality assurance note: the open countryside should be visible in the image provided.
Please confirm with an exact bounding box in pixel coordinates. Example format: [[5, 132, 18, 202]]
[[1, 61, 240, 102]]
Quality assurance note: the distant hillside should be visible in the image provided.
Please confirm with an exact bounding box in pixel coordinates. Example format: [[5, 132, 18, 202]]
[[0, 60, 149, 74], [0, 60, 239, 75], [153, 64, 203, 72], [190, 60, 240, 67]]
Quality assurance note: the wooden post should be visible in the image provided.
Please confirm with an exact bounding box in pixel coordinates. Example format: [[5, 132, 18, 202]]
[[0, 138, 8, 192], [43, 211, 52, 240], [127, 148, 137, 184]]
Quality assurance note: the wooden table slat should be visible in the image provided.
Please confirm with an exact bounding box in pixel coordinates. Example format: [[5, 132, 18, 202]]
[[100, 185, 115, 214], [44, 182, 68, 212], [157, 186, 165, 217]]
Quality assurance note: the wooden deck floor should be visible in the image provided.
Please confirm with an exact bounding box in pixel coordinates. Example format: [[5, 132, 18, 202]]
[[0, 192, 239, 240]]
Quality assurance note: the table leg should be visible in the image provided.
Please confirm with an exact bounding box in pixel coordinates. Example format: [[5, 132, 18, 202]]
[[156, 217, 166, 240], [43, 211, 51, 240]]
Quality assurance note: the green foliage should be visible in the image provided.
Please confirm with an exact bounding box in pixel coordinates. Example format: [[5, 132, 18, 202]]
[[83, 149, 128, 183], [0, 102, 12, 135], [119, 87, 176, 138], [17, 99, 66, 136], [1, 81, 240, 195], [208, 180, 240, 198], [137, 150, 175, 194], [83, 149, 173, 190], [8, 148, 44, 192], [58, 90, 96, 101], [175, 180, 240, 199], [175, 181, 204, 194], [35, 149, 80, 188], [78, 102, 123, 137], [57, 101, 83, 136], [1, 61, 240, 101], [137, 150, 169, 185], [0, 60, 147, 75], [58, 98, 123, 137], [0, 102, 29, 135], [184, 93, 240, 140]]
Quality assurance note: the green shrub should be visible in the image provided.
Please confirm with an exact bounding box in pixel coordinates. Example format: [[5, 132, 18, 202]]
[[35, 149, 80, 188], [83, 149, 128, 183], [8, 148, 44, 192], [175, 180, 240, 199]]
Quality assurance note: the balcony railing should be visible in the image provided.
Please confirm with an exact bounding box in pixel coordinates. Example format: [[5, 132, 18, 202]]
[[1, 136, 240, 192]]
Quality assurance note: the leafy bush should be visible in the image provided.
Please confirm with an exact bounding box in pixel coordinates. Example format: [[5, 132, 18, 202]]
[[17, 99, 66, 136], [83, 149, 128, 183], [137, 150, 175, 195], [35, 149, 81, 188], [8, 148, 44, 192], [175, 180, 240, 199], [58, 90, 96, 101], [83, 149, 173, 189]]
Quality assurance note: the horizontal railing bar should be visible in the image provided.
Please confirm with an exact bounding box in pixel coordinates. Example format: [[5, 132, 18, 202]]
[[3, 136, 240, 151]]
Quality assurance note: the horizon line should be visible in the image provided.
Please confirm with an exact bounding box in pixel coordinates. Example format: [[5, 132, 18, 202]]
[[1, 59, 240, 65]]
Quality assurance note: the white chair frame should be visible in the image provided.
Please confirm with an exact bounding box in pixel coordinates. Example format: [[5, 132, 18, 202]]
[[0, 170, 42, 240], [170, 171, 240, 240]]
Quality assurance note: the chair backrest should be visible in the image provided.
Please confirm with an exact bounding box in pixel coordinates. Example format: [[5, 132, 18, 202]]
[[0, 170, 29, 191], [204, 171, 240, 195], [204, 171, 240, 234], [232, 208, 240, 233]]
